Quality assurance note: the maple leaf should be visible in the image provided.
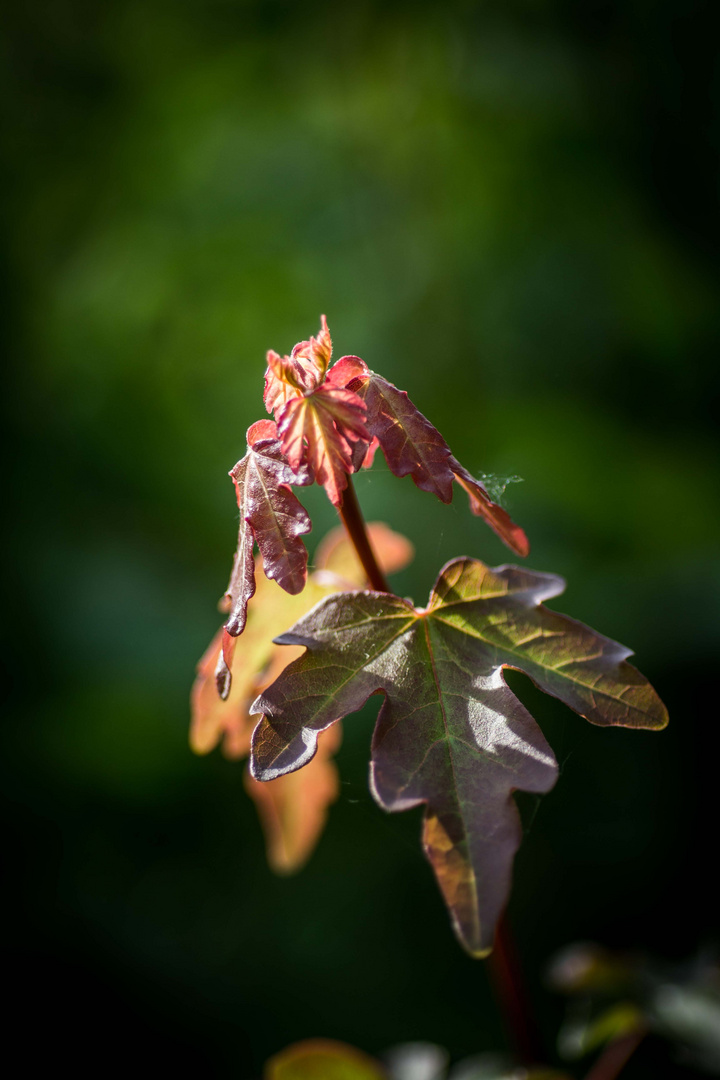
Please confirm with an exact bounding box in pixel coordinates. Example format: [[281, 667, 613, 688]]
[[191, 523, 415, 873], [262, 319, 371, 506], [263, 315, 333, 416], [277, 385, 369, 506], [330, 359, 529, 556], [223, 419, 313, 639], [291, 313, 333, 378], [249, 557, 667, 957]]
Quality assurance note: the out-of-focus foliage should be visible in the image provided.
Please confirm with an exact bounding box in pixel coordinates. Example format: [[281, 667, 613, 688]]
[[548, 944, 720, 1073], [268, 1039, 573, 1080], [2, 0, 718, 1076], [266, 1039, 387, 1080]]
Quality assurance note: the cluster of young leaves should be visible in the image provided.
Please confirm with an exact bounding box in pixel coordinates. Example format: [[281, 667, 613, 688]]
[[220, 317, 530, 651], [193, 317, 667, 959]]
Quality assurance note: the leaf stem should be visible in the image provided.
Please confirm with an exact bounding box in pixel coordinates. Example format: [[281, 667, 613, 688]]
[[337, 475, 390, 592], [339, 479, 542, 1071], [486, 914, 544, 1065], [583, 1029, 646, 1080]]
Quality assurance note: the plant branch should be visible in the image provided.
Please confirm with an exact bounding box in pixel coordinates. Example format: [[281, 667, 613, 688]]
[[583, 1029, 646, 1080], [337, 475, 389, 592], [486, 913, 544, 1065]]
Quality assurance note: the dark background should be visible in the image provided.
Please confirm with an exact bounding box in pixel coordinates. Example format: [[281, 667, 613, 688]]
[[2, 1, 718, 1076]]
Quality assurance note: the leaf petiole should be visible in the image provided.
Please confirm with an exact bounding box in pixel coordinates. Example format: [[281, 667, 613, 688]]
[[337, 475, 390, 593]]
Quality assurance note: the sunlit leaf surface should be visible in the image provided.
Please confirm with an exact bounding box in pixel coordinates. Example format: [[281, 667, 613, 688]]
[[251, 558, 667, 956]]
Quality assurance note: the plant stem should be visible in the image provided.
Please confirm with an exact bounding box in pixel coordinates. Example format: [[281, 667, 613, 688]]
[[338, 475, 389, 592], [339, 475, 542, 1067], [487, 913, 544, 1065], [583, 1029, 646, 1080]]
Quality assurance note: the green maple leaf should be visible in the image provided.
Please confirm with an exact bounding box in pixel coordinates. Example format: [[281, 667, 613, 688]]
[[249, 558, 667, 957]]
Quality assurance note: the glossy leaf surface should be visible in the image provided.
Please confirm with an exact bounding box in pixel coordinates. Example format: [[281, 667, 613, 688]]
[[250, 558, 667, 956], [224, 420, 312, 637]]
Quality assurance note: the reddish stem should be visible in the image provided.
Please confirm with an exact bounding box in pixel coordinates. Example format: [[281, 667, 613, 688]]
[[337, 475, 389, 592], [338, 476, 540, 1067], [584, 1029, 646, 1080], [487, 913, 544, 1065]]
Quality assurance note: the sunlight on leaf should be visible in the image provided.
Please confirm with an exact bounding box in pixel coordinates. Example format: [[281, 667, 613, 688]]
[[250, 558, 667, 956]]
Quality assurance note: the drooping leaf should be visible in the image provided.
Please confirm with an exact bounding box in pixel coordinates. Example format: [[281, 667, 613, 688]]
[[333, 361, 529, 556], [449, 457, 530, 558], [250, 558, 667, 957], [191, 524, 415, 872], [343, 364, 455, 502], [265, 1039, 387, 1080], [224, 419, 312, 637]]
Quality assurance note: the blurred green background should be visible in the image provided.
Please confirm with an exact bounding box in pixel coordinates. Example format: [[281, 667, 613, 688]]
[[3, 1, 719, 1076]]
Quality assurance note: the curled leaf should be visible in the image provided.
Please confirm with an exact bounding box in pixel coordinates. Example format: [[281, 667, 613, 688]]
[[247, 722, 343, 874], [263, 315, 333, 415], [250, 558, 667, 956], [292, 313, 333, 378], [191, 524, 415, 873], [224, 420, 312, 638]]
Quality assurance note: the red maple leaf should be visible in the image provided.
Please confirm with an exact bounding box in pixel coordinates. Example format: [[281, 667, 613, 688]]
[[264, 317, 371, 506]]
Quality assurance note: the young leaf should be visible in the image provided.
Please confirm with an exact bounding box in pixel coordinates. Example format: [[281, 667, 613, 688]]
[[264, 315, 333, 415], [333, 361, 529, 556], [277, 385, 369, 506], [224, 419, 312, 637], [250, 558, 667, 957], [191, 524, 415, 873]]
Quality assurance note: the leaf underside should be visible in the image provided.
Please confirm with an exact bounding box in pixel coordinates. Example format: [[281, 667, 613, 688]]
[[250, 558, 667, 956]]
